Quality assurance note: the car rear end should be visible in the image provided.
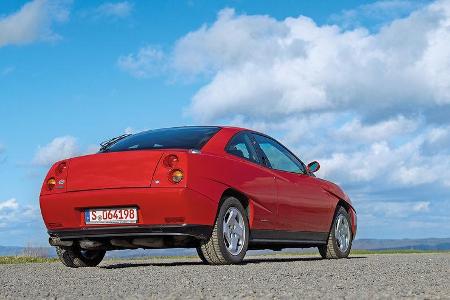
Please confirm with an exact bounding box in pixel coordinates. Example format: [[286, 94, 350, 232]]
[[39, 127, 221, 251]]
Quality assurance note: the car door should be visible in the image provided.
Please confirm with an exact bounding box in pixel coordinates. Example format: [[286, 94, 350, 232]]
[[251, 133, 333, 236], [224, 132, 278, 231]]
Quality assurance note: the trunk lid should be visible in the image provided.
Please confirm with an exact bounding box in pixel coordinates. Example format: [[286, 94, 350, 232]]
[[66, 151, 163, 192]]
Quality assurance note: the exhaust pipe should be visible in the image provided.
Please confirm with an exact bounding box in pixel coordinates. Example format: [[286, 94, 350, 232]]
[[49, 237, 73, 247], [110, 239, 138, 249], [79, 240, 104, 250], [132, 238, 165, 248]]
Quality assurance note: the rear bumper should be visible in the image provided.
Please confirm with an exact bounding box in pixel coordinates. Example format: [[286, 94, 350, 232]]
[[40, 187, 218, 232], [49, 224, 212, 240]]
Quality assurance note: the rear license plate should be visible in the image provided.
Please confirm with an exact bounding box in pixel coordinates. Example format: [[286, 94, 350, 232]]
[[85, 207, 138, 224]]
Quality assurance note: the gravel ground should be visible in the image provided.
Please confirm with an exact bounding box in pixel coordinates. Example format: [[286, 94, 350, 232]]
[[0, 253, 449, 299]]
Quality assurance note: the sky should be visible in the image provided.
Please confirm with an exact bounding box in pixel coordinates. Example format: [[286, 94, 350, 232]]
[[1, 0, 449, 246]]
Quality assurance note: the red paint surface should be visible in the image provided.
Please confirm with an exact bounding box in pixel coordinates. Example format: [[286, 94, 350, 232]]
[[67, 151, 163, 191]]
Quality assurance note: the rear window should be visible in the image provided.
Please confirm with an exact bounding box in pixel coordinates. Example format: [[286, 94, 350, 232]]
[[103, 127, 221, 153]]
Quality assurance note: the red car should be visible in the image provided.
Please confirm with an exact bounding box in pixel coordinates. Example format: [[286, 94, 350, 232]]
[[40, 126, 356, 267]]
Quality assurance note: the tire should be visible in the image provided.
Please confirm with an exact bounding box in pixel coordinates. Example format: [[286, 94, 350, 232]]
[[56, 246, 106, 268], [319, 206, 353, 259], [198, 197, 249, 265]]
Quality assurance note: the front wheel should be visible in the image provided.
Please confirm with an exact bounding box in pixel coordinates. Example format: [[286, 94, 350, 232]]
[[198, 197, 249, 265], [56, 246, 106, 268], [319, 206, 353, 259]]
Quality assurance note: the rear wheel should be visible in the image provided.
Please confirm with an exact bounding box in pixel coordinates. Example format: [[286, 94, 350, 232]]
[[319, 206, 352, 259], [56, 246, 106, 268], [198, 197, 249, 265]]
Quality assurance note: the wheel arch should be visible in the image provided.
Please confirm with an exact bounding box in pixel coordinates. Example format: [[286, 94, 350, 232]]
[[219, 188, 253, 227], [337, 199, 351, 212], [333, 199, 357, 238]]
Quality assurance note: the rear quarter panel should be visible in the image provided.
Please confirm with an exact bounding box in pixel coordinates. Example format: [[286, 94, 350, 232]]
[[188, 127, 279, 230], [187, 152, 279, 230]]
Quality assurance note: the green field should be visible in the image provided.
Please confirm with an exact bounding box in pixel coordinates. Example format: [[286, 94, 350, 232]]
[[0, 256, 59, 264]]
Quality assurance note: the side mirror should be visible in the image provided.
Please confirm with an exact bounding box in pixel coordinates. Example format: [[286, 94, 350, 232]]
[[307, 161, 320, 173]]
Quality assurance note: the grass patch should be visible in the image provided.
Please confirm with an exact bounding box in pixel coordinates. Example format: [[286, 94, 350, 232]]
[[0, 256, 58, 265]]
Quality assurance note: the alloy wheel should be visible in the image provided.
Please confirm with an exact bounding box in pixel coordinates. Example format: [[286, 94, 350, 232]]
[[222, 207, 246, 255], [335, 214, 351, 252]]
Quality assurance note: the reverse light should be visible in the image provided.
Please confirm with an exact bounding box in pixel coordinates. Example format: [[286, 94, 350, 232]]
[[47, 178, 56, 190], [169, 169, 184, 183], [56, 162, 67, 174], [164, 155, 179, 168]]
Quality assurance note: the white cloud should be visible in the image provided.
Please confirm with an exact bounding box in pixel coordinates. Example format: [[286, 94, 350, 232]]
[[334, 116, 418, 142], [165, 2, 450, 123], [33, 136, 79, 166], [317, 130, 450, 187], [31, 132, 139, 167], [95, 1, 133, 19], [360, 200, 430, 218], [0, 199, 19, 211], [0, 0, 70, 47], [422, 126, 450, 154], [118, 46, 165, 78], [0, 198, 38, 229]]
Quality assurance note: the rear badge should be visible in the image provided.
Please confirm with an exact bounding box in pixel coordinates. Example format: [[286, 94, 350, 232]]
[[56, 179, 65, 189]]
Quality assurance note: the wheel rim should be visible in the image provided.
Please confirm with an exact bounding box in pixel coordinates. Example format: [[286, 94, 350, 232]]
[[222, 207, 246, 256], [335, 214, 351, 253]]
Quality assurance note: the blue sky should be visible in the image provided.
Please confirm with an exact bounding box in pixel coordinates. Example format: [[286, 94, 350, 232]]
[[1, 0, 449, 246]]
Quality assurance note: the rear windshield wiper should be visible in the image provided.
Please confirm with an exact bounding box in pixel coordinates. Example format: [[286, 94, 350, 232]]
[[98, 134, 132, 152]]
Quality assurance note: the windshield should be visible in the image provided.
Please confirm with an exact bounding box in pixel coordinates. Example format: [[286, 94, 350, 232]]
[[102, 126, 221, 153]]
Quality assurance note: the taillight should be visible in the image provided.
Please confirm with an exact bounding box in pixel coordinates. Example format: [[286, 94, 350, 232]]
[[152, 153, 187, 187], [41, 160, 69, 195], [169, 169, 184, 183], [164, 155, 179, 168], [47, 178, 56, 190]]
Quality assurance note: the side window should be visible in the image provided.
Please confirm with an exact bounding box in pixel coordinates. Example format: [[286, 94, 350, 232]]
[[252, 134, 305, 174], [226, 133, 259, 163]]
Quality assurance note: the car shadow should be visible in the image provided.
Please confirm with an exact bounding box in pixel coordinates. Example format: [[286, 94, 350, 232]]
[[101, 256, 367, 269], [242, 256, 366, 265]]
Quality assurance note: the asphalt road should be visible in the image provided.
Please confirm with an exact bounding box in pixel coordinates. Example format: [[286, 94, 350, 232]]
[[0, 253, 449, 299]]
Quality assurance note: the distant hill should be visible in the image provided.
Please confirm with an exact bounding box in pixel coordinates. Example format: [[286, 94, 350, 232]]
[[0, 246, 26, 256], [0, 245, 54, 257], [353, 238, 450, 251], [1, 238, 449, 257]]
